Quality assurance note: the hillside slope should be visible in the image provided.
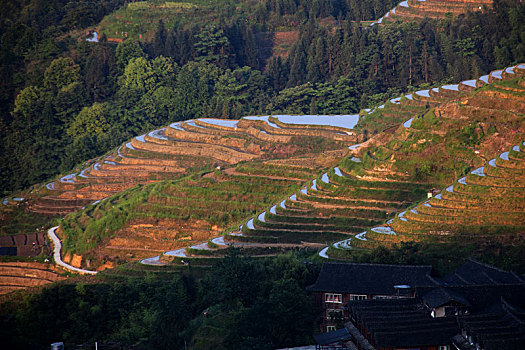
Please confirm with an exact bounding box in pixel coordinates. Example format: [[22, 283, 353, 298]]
[[141, 64, 525, 265], [325, 66, 525, 257], [39, 116, 358, 267], [373, 0, 493, 25], [1, 64, 523, 273]]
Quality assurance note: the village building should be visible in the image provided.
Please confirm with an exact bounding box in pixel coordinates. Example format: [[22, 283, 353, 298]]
[[306, 262, 440, 331], [347, 284, 525, 350], [442, 259, 524, 286], [307, 260, 525, 349], [347, 297, 458, 350]]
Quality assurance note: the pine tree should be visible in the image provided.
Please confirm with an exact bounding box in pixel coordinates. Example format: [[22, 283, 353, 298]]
[[287, 41, 307, 87], [165, 30, 177, 59], [152, 19, 167, 57]]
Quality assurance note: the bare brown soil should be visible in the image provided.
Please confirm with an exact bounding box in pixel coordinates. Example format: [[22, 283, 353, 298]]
[[90, 217, 219, 265], [0, 232, 49, 257], [271, 31, 299, 59], [0, 261, 64, 295]]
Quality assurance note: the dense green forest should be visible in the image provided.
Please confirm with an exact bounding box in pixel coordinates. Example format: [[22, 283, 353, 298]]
[[2, 2, 525, 349], [0, 251, 320, 350], [2, 242, 522, 349], [1, 0, 524, 196]]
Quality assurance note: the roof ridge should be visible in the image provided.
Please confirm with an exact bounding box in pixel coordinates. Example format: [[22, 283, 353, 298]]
[[501, 297, 525, 325], [481, 270, 498, 284], [440, 286, 453, 300], [510, 271, 525, 282], [452, 272, 471, 285], [426, 274, 442, 286], [467, 258, 513, 274], [325, 261, 433, 268]]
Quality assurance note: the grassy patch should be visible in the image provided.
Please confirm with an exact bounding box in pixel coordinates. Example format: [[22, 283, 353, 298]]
[[327, 240, 525, 275], [0, 204, 56, 236], [98, 1, 209, 41]]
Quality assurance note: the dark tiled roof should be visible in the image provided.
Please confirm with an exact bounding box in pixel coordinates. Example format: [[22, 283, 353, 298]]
[[374, 327, 457, 348], [348, 298, 456, 348], [417, 284, 525, 350], [481, 336, 525, 350], [313, 327, 352, 345], [416, 284, 525, 314], [307, 262, 438, 295], [458, 309, 525, 350], [349, 297, 423, 314], [421, 287, 471, 308], [444, 259, 524, 286], [349, 285, 525, 349]]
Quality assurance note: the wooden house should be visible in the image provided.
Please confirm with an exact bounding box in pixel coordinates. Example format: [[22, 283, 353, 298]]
[[306, 262, 440, 331], [347, 284, 525, 350]]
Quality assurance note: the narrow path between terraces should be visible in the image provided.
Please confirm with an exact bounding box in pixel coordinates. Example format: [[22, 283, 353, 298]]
[[202, 166, 308, 182], [47, 226, 97, 275]]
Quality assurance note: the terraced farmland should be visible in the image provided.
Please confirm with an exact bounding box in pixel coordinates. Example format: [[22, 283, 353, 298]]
[[341, 142, 525, 254], [2, 64, 524, 272], [28, 116, 356, 217], [325, 65, 525, 257], [371, 0, 493, 26], [229, 163, 429, 245], [392, 143, 525, 236], [37, 116, 361, 267], [163, 64, 525, 263], [0, 261, 64, 295]]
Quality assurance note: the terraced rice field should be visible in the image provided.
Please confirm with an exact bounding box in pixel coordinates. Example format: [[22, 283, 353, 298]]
[[28, 116, 357, 216], [339, 143, 525, 254], [226, 162, 429, 246], [371, 0, 493, 26], [170, 64, 525, 261], [43, 115, 362, 267], [3, 64, 524, 271], [59, 170, 306, 265], [0, 261, 64, 295], [324, 65, 525, 257], [392, 143, 525, 236]]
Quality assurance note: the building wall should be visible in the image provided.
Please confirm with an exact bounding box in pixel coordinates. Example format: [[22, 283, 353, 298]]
[[314, 292, 373, 331], [313, 291, 415, 332]]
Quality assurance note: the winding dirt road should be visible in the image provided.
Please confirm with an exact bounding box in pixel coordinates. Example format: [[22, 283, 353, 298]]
[[47, 226, 97, 275]]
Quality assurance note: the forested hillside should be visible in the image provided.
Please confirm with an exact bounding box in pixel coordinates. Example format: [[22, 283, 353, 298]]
[[1, 0, 524, 196], [0, 251, 320, 350], [1, 1, 525, 349]]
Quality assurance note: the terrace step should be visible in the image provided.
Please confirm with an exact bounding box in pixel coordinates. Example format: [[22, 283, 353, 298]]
[[0, 262, 63, 294], [131, 136, 258, 164], [378, 0, 493, 25], [385, 144, 525, 237], [324, 67, 524, 258]]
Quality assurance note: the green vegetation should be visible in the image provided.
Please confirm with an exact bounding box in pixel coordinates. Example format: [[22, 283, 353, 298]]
[[0, 250, 319, 350], [327, 240, 525, 276], [236, 162, 318, 179], [0, 205, 52, 236], [60, 173, 301, 258], [410, 109, 441, 130], [2, 0, 525, 196], [352, 98, 522, 186]]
